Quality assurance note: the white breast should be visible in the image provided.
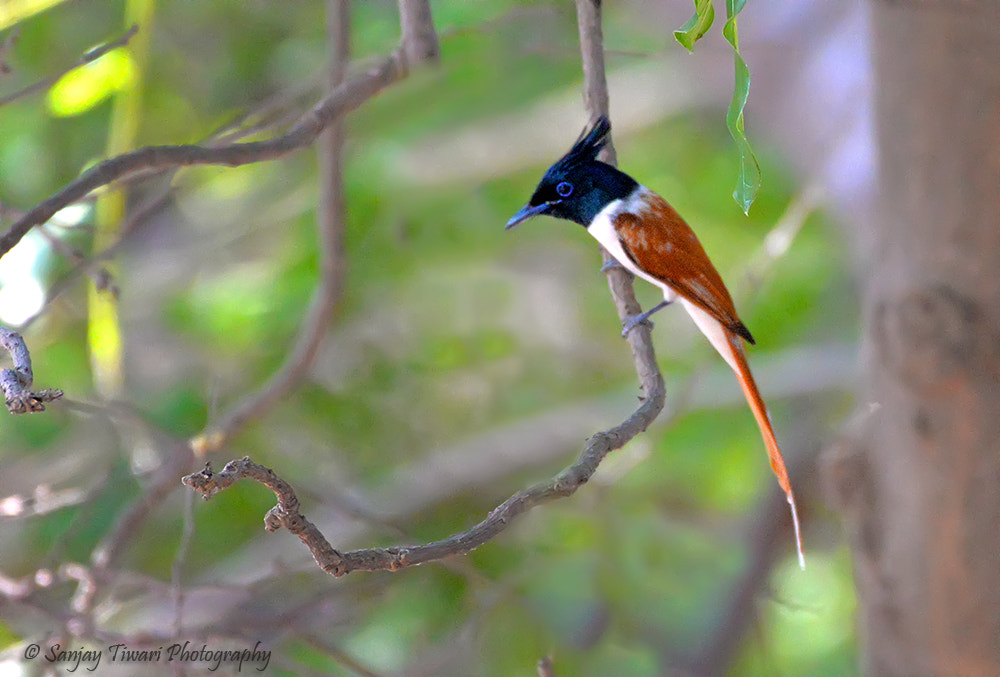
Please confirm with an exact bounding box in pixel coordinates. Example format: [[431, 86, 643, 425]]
[[585, 187, 677, 304]]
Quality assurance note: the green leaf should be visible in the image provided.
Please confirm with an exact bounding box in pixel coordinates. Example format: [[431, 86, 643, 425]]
[[723, 0, 761, 214], [46, 47, 137, 117], [673, 0, 715, 52], [0, 0, 72, 31]]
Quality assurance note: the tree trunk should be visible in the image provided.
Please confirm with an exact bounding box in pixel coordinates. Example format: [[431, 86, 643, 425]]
[[830, 1, 1000, 675]]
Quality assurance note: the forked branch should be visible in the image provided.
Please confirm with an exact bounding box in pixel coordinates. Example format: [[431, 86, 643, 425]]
[[0, 327, 62, 414]]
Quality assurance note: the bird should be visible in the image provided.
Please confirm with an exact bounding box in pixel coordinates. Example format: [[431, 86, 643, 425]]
[[506, 116, 804, 569]]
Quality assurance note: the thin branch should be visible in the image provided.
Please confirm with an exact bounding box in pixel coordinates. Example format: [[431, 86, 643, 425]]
[[576, 0, 613, 161], [303, 633, 388, 677], [183, 458, 344, 574], [91, 440, 195, 571], [398, 0, 439, 65], [190, 0, 354, 455], [0, 327, 62, 413], [69, 434, 195, 631], [183, 384, 660, 578], [0, 28, 18, 77], [0, 25, 140, 108], [0, 48, 408, 260], [575, 0, 661, 394]]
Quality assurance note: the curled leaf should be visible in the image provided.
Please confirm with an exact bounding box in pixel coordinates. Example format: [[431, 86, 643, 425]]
[[673, 0, 715, 52]]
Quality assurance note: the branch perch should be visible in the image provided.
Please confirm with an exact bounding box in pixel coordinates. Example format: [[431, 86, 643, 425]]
[[0, 48, 408, 260], [184, 379, 661, 578], [0, 327, 62, 413]]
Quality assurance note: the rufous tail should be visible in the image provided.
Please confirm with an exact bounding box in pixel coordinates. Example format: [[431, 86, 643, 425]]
[[726, 333, 805, 570], [678, 299, 805, 569]]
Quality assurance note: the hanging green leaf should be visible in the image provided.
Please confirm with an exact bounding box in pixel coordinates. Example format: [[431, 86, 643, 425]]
[[723, 0, 761, 214], [673, 0, 714, 52]]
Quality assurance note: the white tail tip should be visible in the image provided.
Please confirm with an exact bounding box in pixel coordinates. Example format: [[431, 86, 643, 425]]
[[787, 493, 805, 570]]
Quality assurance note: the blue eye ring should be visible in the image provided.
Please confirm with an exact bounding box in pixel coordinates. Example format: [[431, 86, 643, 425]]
[[556, 181, 573, 198]]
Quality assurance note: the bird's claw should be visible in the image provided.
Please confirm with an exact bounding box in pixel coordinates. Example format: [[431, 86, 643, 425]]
[[621, 314, 653, 337], [620, 300, 672, 338], [600, 258, 625, 273]]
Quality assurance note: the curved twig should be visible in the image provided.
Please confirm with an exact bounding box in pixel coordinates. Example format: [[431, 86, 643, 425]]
[[0, 327, 62, 413], [190, 0, 354, 455], [183, 391, 663, 578], [0, 49, 407, 260]]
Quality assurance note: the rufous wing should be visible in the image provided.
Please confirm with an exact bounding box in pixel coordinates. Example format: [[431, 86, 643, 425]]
[[612, 191, 754, 344]]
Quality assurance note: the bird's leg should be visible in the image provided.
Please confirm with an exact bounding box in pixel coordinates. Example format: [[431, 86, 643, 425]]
[[621, 300, 672, 337], [599, 257, 625, 273]]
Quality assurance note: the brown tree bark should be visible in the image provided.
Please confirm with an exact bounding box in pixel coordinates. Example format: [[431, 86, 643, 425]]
[[828, 1, 1000, 675]]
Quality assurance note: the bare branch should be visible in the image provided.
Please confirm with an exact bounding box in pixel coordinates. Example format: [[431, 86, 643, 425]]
[[182, 458, 345, 576], [0, 25, 140, 108], [0, 49, 407, 261], [183, 378, 661, 577], [398, 0, 439, 65], [575, 0, 614, 161], [92, 440, 195, 571], [190, 0, 353, 455], [575, 0, 662, 402], [0, 327, 62, 413]]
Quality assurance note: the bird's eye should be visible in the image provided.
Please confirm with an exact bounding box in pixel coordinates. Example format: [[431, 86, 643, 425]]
[[556, 181, 573, 198]]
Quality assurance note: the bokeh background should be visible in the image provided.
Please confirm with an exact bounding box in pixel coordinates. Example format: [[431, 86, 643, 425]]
[[0, 1, 869, 675]]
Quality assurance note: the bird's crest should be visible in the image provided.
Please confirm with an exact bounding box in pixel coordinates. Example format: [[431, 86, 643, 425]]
[[551, 116, 611, 173]]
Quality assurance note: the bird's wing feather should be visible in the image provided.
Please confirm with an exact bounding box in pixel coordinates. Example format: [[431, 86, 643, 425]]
[[613, 191, 754, 344]]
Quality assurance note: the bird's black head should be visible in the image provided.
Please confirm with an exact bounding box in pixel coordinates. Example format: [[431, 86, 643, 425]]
[[506, 116, 638, 230]]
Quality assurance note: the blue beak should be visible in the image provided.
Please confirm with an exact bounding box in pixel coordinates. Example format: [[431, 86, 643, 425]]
[[505, 202, 552, 230]]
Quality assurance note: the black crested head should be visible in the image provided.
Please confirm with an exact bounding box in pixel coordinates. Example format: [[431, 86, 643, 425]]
[[506, 116, 638, 230], [549, 115, 612, 176]]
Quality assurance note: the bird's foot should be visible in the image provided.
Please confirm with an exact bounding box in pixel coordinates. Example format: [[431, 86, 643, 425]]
[[620, 300, 672, 338], [600, 258, 624, 273], [621, 314, 653, 337]]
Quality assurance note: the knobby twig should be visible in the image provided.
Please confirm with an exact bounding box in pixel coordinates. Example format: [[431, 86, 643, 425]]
[[190, 0, 356, 455], [0, 48, 408, 260], [0, 327, 62, 413], [183, 387, 661, 577], [183, 458, 343, 574], [0, 25, 140, 108]]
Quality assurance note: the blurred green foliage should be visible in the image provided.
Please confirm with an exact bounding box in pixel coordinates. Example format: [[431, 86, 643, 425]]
[[0, 1, 857, 675]]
